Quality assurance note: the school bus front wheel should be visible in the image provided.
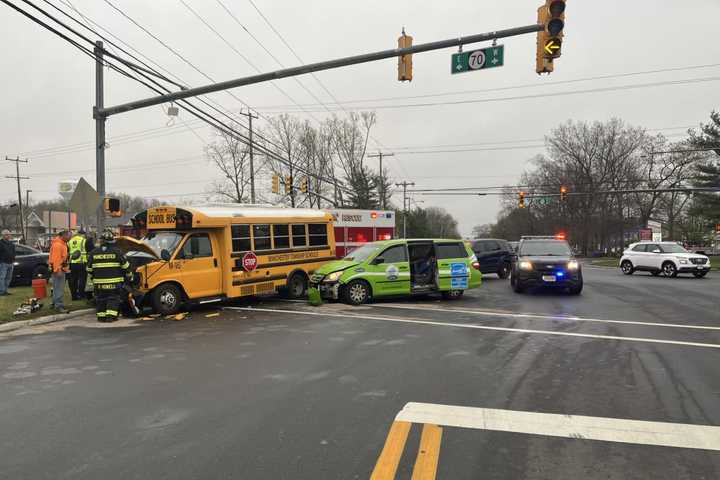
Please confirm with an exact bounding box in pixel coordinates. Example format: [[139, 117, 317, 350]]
[[152, 283, 184, 316]]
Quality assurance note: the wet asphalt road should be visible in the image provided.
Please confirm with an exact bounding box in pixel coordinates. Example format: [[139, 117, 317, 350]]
[[1, 266, 719, 479]]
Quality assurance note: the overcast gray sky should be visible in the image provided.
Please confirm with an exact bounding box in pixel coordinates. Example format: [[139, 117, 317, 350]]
[[1, 0, 718, 235]]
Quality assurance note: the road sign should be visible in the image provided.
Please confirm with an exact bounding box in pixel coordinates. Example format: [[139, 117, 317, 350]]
[[69, 177, 101, 222], [451, 45, 504, 74], [242, 252, 258, 272]]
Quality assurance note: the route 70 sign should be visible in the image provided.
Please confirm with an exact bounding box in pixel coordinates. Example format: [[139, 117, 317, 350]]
[[451, 44, 504, 74]]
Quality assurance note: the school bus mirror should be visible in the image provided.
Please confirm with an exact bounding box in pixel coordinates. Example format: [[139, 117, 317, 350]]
[[161, 249, 171, 262]]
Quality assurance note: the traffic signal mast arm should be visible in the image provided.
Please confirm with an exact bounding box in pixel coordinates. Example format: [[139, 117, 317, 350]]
[[97, 24, 543, 118]]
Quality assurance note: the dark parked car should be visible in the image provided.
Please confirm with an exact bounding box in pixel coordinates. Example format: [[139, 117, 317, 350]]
[[470, 238, 514, 278], [11, 244, 50, 286]]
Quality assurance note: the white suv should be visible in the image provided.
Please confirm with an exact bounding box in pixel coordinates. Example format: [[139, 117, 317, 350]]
[[620, 242, 711, 278]]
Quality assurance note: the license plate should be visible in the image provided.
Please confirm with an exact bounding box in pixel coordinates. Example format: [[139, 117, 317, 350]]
[[542, 275, 556, 282], [697, 266, 707, 269]]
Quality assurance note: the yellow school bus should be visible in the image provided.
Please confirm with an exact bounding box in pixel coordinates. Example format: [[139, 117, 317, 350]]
[[119, 205, 335, 315]]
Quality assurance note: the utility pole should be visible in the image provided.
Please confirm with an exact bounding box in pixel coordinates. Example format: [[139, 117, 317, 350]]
[[368, 151, 394, 210], [395, 181, 415, 238], [237, 109, 259, 203], [5, 156, 29, 242], [93, 40, 106, 232]]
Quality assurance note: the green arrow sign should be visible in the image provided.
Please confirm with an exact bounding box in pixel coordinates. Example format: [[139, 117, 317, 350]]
[[451, 45, 504, 75]]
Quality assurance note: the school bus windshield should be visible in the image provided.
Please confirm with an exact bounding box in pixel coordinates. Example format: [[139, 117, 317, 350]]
[[143, 231, 184, 257]]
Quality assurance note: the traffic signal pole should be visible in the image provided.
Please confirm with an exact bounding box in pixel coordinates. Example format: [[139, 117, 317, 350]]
[[94, 40, 106, 232], [96, 24, 543, 118]]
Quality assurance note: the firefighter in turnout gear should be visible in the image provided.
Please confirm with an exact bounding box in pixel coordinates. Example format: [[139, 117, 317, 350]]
[[67, 230, 88, 300], [87, 230, 131, 322]]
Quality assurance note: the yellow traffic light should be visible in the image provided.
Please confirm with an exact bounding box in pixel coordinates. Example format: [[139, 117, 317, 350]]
[[300, 177, 308, 194], [104, 197, 122, 217], [398, 29, 413, 82], [518, 191, 526, 208], [560, 185, 568, 201], [284, 176, 292, 194], [271, 174, 280, 194], [536, 0, 566, 74]]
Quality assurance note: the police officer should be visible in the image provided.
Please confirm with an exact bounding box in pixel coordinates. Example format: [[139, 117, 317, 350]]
[[87, 230, 131, 322], [67, 229, 88, 300]]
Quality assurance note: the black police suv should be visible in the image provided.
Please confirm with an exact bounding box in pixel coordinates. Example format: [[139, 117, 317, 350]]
[[470, 238, 514, 279], [510, 236, 583, 294]]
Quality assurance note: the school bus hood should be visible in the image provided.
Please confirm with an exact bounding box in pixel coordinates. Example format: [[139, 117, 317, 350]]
[[115, 236, 160, 259]]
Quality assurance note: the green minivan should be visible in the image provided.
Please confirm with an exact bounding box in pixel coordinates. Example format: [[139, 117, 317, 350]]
[[310, 239, 482, 305]]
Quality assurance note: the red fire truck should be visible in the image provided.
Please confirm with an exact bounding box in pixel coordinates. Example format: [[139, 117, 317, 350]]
[[327, 209, 395, 258]]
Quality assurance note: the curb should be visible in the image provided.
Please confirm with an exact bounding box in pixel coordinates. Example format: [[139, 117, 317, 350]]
[[0, 308, 95, 333]]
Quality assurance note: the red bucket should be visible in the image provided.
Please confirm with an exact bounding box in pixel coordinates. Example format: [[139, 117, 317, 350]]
[[32, 278, 47, 299]]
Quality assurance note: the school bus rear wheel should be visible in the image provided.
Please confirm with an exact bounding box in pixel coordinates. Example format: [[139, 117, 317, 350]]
[[152, 283, 183, 315], [287, 272, 308, 299]]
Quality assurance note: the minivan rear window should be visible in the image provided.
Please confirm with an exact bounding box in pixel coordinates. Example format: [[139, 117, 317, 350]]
[[436, 243, 467, 259]]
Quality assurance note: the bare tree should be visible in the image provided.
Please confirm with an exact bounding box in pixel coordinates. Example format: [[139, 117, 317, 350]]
[[205, 126, 252, 203]]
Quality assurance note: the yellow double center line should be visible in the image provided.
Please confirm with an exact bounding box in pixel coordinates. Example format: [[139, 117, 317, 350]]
[[370, 422, 443, 480]]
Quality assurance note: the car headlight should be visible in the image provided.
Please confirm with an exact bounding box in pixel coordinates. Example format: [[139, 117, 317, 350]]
[[678, 258, 688, 264], [324, 270, 343, 282], [567, 261, 579, 270], [13, 261, 20, 266], [519, 261, 533, 271]]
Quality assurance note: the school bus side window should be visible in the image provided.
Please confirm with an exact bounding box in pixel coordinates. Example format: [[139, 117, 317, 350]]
[[273, 224, 290, 249], [180, 233, 213, 259], [253, 224, 271, 251], [308, 223, 328, 246], [231, 225, 251, 252], [292, 224, 307, 248]]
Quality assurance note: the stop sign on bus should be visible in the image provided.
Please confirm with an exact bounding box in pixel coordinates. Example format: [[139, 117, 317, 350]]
[[242, 252, 258, 272]]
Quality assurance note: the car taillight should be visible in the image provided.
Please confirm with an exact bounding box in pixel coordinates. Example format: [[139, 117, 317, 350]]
[[472, 261, 480, 270]]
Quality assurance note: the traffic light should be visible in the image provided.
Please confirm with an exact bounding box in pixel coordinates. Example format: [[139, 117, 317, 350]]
[[397, 29, 413, 82], [103, 197, 122, 217], [560, 185, 568, 201], [271, 174, 280, 194], [518, 191, 526, 208], [300, 177, 308, 194], [284, 175, 292, 194], [536, 0, 567, 74]]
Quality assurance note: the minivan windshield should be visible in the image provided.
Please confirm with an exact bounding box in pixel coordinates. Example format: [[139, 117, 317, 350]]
[[520, 240, 572, 256], [142, 231, 184, 257], [343, 243, 382, 263]]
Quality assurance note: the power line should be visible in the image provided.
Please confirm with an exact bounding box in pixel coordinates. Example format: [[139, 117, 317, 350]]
[[256, 62, 720, 109], [256, 76, 720, 113], [6, 0, 349, 195]]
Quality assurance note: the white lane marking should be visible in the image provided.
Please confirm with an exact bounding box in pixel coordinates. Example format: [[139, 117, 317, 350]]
[[225, 306, 720, 349], [395, 402, 720, 451], [373, 304, 720, 332]]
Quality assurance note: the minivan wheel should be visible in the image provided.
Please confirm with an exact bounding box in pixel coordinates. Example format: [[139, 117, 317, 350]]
[[441, 290, 464, 300], [511, 275, 525, 293], [620, 261, 634, 275], [152, 283, 183, 315], [693, 271, 708, 278], [344, 280, 370, 305], [662, 261, 678, 278]]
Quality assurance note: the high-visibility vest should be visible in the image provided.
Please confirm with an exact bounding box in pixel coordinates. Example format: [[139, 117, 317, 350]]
[[68, 235, 87, 264]]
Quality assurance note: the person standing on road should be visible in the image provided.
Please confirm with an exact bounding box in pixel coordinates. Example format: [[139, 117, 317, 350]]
[[67, 229, 88, 300], [0, 229, 16, 296], [87, 230, 131, 323], [49, 230, 71, 313]]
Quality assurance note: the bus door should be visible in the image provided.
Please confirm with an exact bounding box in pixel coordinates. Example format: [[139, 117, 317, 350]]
[[175, 232, 222, 298]]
